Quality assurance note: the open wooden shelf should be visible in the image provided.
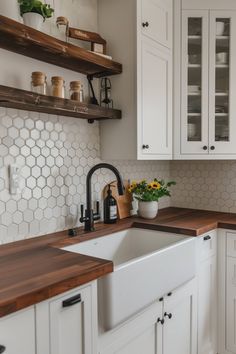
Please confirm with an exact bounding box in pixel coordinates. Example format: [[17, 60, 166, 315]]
[[0, 15, 122, 78], [0, 85, 122, 122]]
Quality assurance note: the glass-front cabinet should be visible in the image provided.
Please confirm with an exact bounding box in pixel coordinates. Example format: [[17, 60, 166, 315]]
[[181, 10, 236, 156]]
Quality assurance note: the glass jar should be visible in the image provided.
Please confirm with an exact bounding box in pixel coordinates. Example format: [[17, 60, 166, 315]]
[[69, 81, 84, 102], [55, 16, 69, 42], [51, 76, 65, 98], [31, 72, 47, 95]]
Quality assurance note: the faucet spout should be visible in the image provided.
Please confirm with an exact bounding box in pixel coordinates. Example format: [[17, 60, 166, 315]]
[[84, 163, 124, 232]]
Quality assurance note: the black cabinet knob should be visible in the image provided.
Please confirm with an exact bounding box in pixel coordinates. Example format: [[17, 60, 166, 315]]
[[157, 317, 165, 325], [210, 146, 215, 151], [142, 21, 149, 27], [203, 235, 211, 241], [159, 297, 164, 302], [0, 345, 6, 353], [203, 146, 208, 150], [167, 292, 172, 297], [142, 144, 149, 149], [164, 312, 173, 319]]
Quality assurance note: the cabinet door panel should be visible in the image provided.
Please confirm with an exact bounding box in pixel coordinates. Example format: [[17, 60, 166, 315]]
[[226, 257, 236, 353], [163, 280, 197, 354], [49, 286, 93, 354], [99, 302, 162, 354], [141, 0, 172, 48], [209, 11, 236, 154], [181, 10, 209, 155], [0, 308, 36, 354], [140, 40, 172, 158], [197, 256, 217, 354]]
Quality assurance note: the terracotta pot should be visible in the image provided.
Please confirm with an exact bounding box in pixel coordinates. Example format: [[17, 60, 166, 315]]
[[138, 201, 158, 219], [23, 13, 44, 30]]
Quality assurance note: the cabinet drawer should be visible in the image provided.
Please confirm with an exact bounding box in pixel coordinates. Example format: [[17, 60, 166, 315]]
[[197, 230, 217, 261], [141, 0, 172, 48], [227, 232, 236, 257]]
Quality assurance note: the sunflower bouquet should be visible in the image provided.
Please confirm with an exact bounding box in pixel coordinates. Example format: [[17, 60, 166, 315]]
[[128, 179, 176, 202]]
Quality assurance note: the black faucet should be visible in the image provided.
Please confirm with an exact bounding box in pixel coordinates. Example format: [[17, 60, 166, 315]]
[[80, 163, 124, 232]]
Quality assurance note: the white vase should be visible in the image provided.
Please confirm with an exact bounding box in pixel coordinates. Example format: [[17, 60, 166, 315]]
[[23, 13, 44, 31], [138, 201, 158, 219], [0, 0, 20, 21]]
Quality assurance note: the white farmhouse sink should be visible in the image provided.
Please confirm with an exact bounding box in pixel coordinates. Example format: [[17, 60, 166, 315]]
[[63, 228, 196, 330]]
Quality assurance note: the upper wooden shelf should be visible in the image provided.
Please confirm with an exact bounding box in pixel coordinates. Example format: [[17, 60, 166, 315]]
[[0, 15, 122, 78]]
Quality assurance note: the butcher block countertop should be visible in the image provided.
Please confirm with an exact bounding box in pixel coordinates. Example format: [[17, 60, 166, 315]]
[[1, 207, 236, 318]]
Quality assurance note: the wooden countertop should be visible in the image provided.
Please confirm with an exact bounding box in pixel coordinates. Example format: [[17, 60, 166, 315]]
[[1, 207, 236, 317]]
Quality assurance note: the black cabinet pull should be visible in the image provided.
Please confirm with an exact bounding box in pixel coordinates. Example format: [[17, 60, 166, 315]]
[[142, 21, 149, 27], [142, 144, 149, 149], [157, 317, 165, 325], [203, 146, 208, 150], [62, 294, 81, 308], [164, 312, 173, 319], [203, 235, 211, 241], [210, 146, 215, 151], [0, 345, 6, 353], [159, 297, 164, 302], [167, 292, 172, 297]]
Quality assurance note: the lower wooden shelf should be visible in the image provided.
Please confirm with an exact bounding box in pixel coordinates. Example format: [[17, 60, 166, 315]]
[[0, 85, 122, 122]]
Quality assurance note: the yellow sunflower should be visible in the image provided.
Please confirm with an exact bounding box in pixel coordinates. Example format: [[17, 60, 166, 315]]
[[150, 181, 161, 190]]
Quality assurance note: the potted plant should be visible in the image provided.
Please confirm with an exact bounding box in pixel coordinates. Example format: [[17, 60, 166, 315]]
[[128, 179, 176, 219], [18, 0, 54, 30]]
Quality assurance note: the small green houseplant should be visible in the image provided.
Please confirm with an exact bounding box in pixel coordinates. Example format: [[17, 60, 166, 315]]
[[129, 179, 176, 219], [18, 0, 54, 30]]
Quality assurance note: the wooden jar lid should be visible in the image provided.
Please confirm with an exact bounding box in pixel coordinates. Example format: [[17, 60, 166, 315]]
[[70, 80, 82, 90], [51, 76, 65, 85], [31, 72, 46, 86]]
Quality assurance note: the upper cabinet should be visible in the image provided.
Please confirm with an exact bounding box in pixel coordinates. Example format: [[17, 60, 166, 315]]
[[174, 0, 236, 159], [98, 0, 173, 160], [141, 0, 172, 48]]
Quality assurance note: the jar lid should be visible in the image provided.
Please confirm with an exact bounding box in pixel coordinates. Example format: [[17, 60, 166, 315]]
[[51, 76, 65, 85], [31, 72, 46, 86], [56, 16, 69, 26], [70, 81, 82, 89]]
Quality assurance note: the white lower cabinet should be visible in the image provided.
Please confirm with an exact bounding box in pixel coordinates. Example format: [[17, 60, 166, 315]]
[[99, 278, 197, 354], [36, 282, 98, 354], [0, 307, 36, 354], [196, 231, 217, 354]]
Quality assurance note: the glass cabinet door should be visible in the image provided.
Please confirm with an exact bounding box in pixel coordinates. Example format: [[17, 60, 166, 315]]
[[209, 12, 236, 154], [181, 11, 209, 154]]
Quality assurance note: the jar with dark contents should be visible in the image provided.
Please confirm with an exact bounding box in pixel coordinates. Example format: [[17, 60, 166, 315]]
[[69, 81, 84, 102]]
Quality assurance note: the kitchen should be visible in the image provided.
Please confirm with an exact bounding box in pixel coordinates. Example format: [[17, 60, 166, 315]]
[[0, 0, 235, 354]]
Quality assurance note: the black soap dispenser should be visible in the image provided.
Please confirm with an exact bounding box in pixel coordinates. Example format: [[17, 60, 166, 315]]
[[104, 184, 118, 224]]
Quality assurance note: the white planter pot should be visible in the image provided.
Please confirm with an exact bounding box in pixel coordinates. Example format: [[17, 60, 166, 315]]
[[0, 0, 20, 21], [138, 201, 158, 219], [23, 13, 44, 31]]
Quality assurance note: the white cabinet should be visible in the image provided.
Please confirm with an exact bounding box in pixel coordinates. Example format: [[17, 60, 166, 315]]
[[196, 231, 217, 354], [99, 279, 197, 354], [174, 0, 236, 159], [36, 282, 97, 354], [98, 0, 173, 160], [0, 307, 36, 354], [141, 0, 172, 48], [163, 280, 197, 354], [99, 301, 163, 354]]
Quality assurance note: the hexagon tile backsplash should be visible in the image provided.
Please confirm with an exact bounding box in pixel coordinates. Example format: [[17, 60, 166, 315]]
[[0, 108, 170, 244]]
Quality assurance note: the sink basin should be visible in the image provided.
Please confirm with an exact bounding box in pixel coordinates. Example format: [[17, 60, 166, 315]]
[[63, 228, 196, 330]]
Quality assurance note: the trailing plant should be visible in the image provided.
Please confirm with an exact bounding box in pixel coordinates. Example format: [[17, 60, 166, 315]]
[[18, 0, 54, 20], [128, 179, 176, 202]]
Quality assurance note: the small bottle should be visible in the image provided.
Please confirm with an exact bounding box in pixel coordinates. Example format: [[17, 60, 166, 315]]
[[31, 72, 47, 95], [70, 81, 84, 102], [104, 184, 118, 224], [51, 76, 65, 98]]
